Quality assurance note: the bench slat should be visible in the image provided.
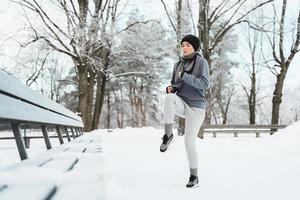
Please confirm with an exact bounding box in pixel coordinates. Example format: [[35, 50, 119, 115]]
[[0, 134, 104, 199], [0, 94, 82, 127], [0, 70, 81, 122], [41, 157, 79, 172], [51, 138, 104, 200]]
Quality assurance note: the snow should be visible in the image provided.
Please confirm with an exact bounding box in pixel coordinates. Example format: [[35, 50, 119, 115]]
[[0, 122, 300, 199], [99, 124, 300, 200]]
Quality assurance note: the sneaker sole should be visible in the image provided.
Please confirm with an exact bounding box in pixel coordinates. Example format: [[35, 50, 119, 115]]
[[186, 180, 199, 188], [186, 184, 199, 188]]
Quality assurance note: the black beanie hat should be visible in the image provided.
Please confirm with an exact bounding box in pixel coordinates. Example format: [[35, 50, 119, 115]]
[[181, 34, 200, 51]]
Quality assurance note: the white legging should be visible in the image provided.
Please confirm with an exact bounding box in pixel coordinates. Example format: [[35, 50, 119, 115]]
[[163, 93, 205, 169]]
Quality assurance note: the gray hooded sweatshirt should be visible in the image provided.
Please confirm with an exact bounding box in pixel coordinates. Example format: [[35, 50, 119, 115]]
[[171, 52, 210, 110]]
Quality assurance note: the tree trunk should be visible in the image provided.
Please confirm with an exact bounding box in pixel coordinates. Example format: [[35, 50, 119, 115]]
[[139, 77, 146, 127], [249, 102, 256, 124], [120, 87, 124, 128], [107, 90, 111, 129], [92, 74, 102, 129], [176, 0, 183, 53], [86, 69, 95, 131], [140, 99, 146, 127], [211, 108, 218, 124], [198, 0, 213, 124], [129, 84, 136, 127], [198, 0, 208, 54], [271, 68, 287, 132], [76, 62, 95, 132], [205, 91, 212, 124], [270, 0, 300, 133], [222, 115, 227, 125], [134, 97, 140, 127], [249, 70, 256, 124], [92, 48, 111, 130], [92, 73, 107, 130], [112, 90, 121, 128]]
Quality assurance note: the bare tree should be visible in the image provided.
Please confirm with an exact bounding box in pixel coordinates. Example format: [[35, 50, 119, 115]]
[[216, 82, 235, 124], [11, 0, 113, 131], [196, 0, 273, 124], [12, 0, 152, 131], [268, 0, 300, 130], [198, 0, 273, 65], [241, 20, 261, 124], [162, 0, 275, 125]]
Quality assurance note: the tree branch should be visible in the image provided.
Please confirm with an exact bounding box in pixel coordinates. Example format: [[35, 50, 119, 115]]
[[117, 20, 162, 33], [187, 0, 197, 35], [210, 0, 273, 52], [159, 0, 177, 33], [286, 9, 300, 65], [278, 0, 286, 62], [107, 71, 150, 81]]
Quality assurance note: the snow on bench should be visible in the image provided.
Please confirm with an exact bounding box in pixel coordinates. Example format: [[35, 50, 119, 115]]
[[0, 133, 104, 200], [0, 70, 84, 160]]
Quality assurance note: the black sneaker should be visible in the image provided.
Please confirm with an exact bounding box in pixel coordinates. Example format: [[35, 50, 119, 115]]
[[186, 175, 199, 188], [160, 134, 173, 152]]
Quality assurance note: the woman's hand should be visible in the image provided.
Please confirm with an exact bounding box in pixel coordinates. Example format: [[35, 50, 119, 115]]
[[166, 86, 173, 93]]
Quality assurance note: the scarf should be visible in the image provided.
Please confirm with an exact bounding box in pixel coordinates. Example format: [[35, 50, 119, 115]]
[[174, 52, 198, 87]]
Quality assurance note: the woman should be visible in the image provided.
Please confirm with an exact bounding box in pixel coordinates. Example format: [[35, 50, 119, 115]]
[[160, 34, 210, 188]]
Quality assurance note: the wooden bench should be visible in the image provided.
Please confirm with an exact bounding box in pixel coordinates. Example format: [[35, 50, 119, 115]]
[[176, 117, 287, 138], [0, 133, 104, 200], [200, 124, 287, 138], [0, 71, 106, 199], [0, 69, 84, 160], [177, 118, 286, 138]]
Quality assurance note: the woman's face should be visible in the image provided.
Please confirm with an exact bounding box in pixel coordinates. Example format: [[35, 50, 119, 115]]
[[181, 41, 194, 56]]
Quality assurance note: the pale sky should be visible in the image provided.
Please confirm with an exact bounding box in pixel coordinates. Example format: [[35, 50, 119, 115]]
[[0, 0, 299, 92]]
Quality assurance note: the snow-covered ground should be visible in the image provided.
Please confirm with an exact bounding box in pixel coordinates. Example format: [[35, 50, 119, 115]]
[[0, 122, 300, 200], [100, 123, 300, 200]]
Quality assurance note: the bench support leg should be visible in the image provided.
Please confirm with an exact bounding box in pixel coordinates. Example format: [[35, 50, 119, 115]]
[[56, 126, 64, 144], [41, 125, 52, 150], [23, 126, 30, 149], [64, 127, 71, 142], [70, 127, 76, 139], [75, 128, 79, 137], [78, 128, 82, 136], [256, 132, 260, 138], [11, 123, 28, 160]]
